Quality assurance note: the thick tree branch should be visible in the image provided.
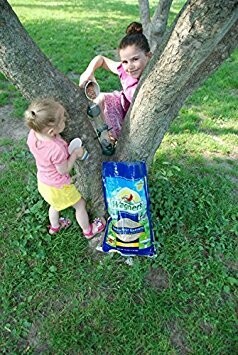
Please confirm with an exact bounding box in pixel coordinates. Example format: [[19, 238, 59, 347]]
[[152, 0, 173, 24], [139, 0, 174, 52], [152, 0, 173, 36], [139, 0, 151, 28]]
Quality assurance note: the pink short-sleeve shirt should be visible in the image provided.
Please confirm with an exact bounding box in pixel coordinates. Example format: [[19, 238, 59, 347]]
[[117, 63, 139, 112], [27, 129, 71, 188]]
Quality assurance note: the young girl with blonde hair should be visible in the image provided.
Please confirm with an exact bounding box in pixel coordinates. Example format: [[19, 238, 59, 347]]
[[25, 98, 105, 238]]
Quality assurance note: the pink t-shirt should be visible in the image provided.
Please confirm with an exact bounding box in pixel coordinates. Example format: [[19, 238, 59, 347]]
[[27, 129, 71, 188], [117, 63, 139, 112]]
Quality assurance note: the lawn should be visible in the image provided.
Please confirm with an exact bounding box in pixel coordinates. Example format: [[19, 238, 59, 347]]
[[0, 0, 237, 353]]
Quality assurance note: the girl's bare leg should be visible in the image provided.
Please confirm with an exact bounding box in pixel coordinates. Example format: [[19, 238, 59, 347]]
[[94, 92, 105, 111], [49, 206, 60, 228], [73, 198, 90, 232], [73, 198, 105, 235]]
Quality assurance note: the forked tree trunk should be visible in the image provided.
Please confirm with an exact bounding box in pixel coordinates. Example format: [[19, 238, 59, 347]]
[[0, 0, 237, 214]]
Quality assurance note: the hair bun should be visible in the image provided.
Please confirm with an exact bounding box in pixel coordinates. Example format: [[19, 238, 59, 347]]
[[126, 22, 143, 35]]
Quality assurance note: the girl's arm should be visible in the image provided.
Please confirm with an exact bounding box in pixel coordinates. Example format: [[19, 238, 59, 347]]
[[55, 147, 84, 175], [79, 55, 120, 87]]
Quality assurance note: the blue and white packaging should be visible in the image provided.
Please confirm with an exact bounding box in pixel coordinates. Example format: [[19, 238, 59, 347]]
[[101, 161, 156, 257]]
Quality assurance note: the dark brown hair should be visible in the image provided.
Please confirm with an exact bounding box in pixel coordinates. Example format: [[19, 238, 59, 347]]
[[119, 22, 150, 53]]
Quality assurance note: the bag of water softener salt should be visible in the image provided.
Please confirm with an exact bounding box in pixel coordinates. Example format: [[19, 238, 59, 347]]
[[102, 161, 156, 257]]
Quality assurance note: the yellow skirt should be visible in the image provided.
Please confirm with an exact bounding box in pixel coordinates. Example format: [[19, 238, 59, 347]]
[[38, 181, 81, 211]]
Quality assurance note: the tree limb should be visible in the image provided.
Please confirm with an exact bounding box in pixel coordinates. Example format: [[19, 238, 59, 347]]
[[139, 0, 151, 28], [139, 0, 174, 52], [152, 0, 173, 32]]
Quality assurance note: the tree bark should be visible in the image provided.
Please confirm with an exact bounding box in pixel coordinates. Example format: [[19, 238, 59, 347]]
[[139, 0, 173, 52], [115, 0, 238, 164]]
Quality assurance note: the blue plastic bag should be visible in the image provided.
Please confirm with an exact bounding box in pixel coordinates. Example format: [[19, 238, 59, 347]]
[[102, 161, 156, 257]]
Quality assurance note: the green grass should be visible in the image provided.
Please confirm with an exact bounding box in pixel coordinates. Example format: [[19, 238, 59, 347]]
[[1, 0, 237, 353]]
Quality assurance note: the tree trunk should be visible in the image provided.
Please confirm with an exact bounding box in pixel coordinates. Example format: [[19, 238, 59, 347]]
[[115, 0, 238, 164]]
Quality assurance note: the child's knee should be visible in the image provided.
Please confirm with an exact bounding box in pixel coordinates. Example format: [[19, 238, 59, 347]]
[[73, 197, 85, 210], [94, 93, 105, 106]]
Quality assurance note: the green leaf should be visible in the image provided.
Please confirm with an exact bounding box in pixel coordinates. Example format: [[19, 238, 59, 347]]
[[49, 265, 57, 273]]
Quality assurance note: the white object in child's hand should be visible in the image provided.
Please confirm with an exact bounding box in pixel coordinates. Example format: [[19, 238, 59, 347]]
[[68, 138, 82, 154], [68, 138, 89, 160]]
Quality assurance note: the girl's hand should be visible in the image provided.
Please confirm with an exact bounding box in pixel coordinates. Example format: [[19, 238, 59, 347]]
[[79, 55, 119, 88], [73, 146, 85, 159], [79, 71, 95, 88]]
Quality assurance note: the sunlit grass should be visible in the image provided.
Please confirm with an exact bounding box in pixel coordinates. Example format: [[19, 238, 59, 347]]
[[1, 0, 237, 353]]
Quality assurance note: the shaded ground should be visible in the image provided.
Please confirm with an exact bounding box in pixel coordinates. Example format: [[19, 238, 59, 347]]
[[0, 105, 28, 141], [0, 105, 28, 173]]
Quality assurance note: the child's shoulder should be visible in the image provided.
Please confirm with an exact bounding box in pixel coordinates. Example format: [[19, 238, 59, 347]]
[[117, 64, 139, 90], [117, 64, 132, 82], [52, 135, 68, 153], [54, 134, 68, 147], [117, 63, 125, 77], [27, 129, 36, 146]]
